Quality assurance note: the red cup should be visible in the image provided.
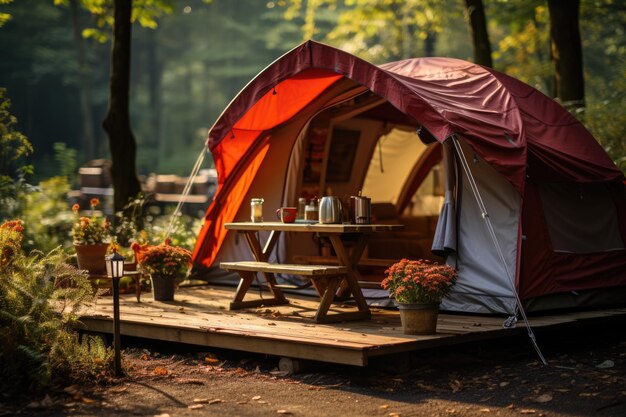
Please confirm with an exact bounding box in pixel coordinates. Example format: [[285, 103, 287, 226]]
[[276, 207, 297, 223]]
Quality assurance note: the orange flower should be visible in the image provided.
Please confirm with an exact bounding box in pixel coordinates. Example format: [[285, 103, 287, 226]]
[[381, 258, 457, 304], [90, 198, 100, 208], [72, 203, 80, 213]]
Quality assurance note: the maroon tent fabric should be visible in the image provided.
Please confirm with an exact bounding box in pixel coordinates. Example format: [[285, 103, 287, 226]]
[[207, 40, 624, 194], [194, 40, 625, 304]]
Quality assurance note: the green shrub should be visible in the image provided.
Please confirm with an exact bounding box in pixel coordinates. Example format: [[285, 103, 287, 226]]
[[21, 176, 75, 253], [0, 88, 33, 220], [0, 220, 115, 402]]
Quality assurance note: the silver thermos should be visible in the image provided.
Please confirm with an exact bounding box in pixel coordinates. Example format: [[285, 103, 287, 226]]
[[318, 196, 343, 224]]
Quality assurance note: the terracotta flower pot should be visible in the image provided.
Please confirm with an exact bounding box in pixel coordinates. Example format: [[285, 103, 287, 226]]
[[397, 302, 440, 335], [74, 243, 109, 274], [150, 273, 176, 301]]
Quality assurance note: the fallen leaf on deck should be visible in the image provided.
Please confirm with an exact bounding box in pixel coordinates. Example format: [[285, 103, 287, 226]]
[[252, 395, 262, 401], [520, 410, 536, 414], [110, 385, 128, 393], [187, 404, 204, 409], [595, 360, 614, 369], [533, 394, 552, 403], [389, 413, 401, 417], [205, 356, 220, 365], [479, 408, 491, 413], [193, 398, 209, 403], [450, 379, 463, 392], [63, 385, 80, 395], [209, 399, 223, 404], [267, 322, 277, 326], [81, 396, 95, 404], [380, 404, 389, 409], [153, 366, 168, 376], [277, 410, 292, 415]]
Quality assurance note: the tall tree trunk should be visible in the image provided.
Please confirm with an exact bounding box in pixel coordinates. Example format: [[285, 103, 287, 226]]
[[465, 0, 493, 67], [69, 0, 96, 160], [102, 0, 141, 213], [547, 0, 585, 111]]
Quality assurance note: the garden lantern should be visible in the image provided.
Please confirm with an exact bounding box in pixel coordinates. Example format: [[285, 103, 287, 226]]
[[105, 250, 125, 377]]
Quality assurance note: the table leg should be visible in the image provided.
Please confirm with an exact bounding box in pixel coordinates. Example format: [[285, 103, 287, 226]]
[[328, 235, 371, 316], [229, 231, 288, 309]]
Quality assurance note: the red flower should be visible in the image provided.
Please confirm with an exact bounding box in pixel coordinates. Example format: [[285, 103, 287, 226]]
[[72, 203, 80, 213]]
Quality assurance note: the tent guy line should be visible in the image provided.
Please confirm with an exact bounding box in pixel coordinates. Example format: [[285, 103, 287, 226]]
[[452, 134, 548, 366]]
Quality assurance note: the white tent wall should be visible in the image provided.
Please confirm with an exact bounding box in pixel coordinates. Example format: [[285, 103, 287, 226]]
[[362, 127, 429, 205], [441, 139, 520, 315]]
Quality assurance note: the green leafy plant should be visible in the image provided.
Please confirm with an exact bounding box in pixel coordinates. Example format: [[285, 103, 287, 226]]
[[20, 176, 74, 253], [381, 258, 457, 304], [0, 220, 114, 401], [71, 198, 111, 245], [0, 88, 33, 220]]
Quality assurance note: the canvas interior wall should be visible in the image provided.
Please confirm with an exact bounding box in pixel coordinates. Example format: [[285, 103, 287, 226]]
[[211, 78, 369, 283]]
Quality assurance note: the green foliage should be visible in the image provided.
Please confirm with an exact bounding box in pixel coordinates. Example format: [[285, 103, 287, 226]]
[[53, 142, 78, 184], [0, 226, 114, 402], [0, 88, 33, 220], [144, 208, 203, 251], [21, 177, 75, 252], [584, 80, 626, 173], [0, 0, 13, 27], [48, 332, 114, 386], [113, 194, 202, 251]]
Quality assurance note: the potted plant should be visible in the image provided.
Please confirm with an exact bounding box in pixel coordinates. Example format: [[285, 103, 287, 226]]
[[132, 238, 191, 301], [71, 198, 111, 274], [381, 258, 457, 335]]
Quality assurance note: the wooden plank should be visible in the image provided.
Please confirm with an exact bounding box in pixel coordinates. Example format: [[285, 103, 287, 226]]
[[220, 261, 348, 276], [293, 255, 396, 268], [76, 286, 626, 367], [224, 222, 404, 233], [79, 316, 368, 366]]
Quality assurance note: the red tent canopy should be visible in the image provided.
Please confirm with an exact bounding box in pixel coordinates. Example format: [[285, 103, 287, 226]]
[[193, 40, 624, 269]]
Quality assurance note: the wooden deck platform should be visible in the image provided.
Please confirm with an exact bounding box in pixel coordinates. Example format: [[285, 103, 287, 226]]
[[77, 285, 626, 366]]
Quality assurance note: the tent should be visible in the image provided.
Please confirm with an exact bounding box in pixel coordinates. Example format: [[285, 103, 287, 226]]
[[191, 40, 626, 315]]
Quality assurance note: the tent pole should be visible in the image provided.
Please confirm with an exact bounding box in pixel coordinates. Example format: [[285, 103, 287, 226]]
[[164, 140, 208, 240], [450, 135, 548, 366]]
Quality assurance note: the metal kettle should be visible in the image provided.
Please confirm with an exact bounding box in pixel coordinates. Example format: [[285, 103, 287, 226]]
[[350, 194, 371, 224], [319, 196, 343, 224]]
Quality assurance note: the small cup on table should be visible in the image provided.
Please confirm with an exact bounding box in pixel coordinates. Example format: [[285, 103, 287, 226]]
[[276, 207, 297, 223]]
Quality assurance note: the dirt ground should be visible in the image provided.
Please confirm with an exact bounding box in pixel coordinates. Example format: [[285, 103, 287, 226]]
[[2, 317, 625, 417]]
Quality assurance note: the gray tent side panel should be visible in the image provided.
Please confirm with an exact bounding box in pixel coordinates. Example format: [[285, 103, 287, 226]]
[[441, 140, 520, 315]]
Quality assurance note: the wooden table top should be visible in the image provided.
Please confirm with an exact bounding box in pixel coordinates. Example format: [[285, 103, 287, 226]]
[[224, 221, 404, 233]]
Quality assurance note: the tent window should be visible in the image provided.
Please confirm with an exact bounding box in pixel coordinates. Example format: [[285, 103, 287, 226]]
[[537, 183, 624, 253]]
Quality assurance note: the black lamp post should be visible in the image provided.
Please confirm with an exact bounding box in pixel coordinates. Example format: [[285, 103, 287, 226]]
[[105, 250, 125, 377]]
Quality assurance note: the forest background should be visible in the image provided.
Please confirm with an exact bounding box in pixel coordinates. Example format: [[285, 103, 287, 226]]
[[0, 0, 624, 183]]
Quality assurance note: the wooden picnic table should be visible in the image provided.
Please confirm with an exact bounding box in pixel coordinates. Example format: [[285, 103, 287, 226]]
[[221, 221, 404, 323]]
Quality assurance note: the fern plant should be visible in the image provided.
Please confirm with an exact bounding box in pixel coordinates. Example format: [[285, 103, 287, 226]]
[[0, 220, 115, 402]]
